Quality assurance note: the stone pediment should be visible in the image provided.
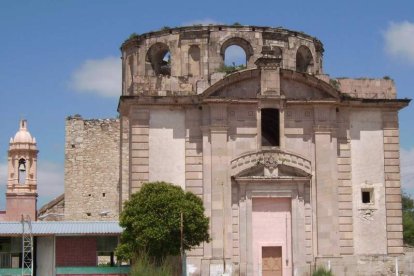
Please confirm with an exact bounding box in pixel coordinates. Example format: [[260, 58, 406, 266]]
[[280, 69, 340, 100], [202, 69, 260, 99], [230, 149, 312, 178], [202, 68, 341, 101]]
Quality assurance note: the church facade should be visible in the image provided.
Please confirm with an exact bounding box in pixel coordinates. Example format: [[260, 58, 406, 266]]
[[60, 25, 410, 275]]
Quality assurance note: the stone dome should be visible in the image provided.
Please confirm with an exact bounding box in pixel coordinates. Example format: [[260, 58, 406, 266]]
[[12, 120, 35, 144]]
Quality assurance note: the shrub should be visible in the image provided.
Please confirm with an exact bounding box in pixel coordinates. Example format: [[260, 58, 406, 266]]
[[313, 266, 334, 276], [216, 63, 247, 75], [403, 192, 414, 246], [116, 182, 210, 263]]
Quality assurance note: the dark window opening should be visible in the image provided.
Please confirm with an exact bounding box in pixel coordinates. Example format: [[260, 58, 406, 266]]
[[0, 238, 23, 269], [362, 190, 372, 204], [97, 236, 118, 267], [188, 45, 201, 77], [261, 108, 280, 147], [146, 43, 171, 76], [102, 193, 106, 197], [296, 45, 313, 73]]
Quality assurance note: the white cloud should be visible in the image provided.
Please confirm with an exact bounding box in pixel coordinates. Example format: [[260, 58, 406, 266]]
[[384, 21, 414, 64], [37, 161, 64, 199], [401, 147, 414, 196], [70, 56, 121, 97], [182, 18, 222, 26]]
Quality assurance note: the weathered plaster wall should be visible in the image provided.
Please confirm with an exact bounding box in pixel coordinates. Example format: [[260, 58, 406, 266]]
[[64, 116, 119, 220], [350, 109, 387, 255], [252, 197, 292, 276], [148, 109, 186, 188], [228, 105, 257, 158], [284, 106, 314, 160], [338, 78, 396, 99], [37, 236, 55, 276]]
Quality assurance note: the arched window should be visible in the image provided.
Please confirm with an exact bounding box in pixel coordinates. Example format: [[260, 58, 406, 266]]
[[126, 56, 134, 86], [18, 158, 26, 184], [272, 46, 282, 59], [146, 43, 171, 76], [224, 45, 247, 68], [220, 37, 253, 71], [296, 45, 313, 73], [188, 45, 201, 77]]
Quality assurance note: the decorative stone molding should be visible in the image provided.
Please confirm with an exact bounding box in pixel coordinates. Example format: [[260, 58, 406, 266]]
[[358, 208, 376, 221], [230, 149, 312, 177]]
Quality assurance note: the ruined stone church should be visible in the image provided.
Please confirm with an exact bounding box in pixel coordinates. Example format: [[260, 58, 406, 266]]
[[41, 25, 409, 275]]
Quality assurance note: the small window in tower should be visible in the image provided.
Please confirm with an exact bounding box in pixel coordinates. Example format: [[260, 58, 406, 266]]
[[18, 159, 26, 184], [362, 189, 373, 204], [261, 108, 280, 147]]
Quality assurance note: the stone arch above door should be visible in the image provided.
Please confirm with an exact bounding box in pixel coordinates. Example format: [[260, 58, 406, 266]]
[[230, 149, 312, 177]]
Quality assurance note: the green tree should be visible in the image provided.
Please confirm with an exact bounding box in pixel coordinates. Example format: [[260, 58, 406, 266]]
[[116, 182, 210, 262], [403, 192, 414, 246]]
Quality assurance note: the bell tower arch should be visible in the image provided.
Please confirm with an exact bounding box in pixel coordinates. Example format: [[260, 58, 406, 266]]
[[6, 120, 38, 220]]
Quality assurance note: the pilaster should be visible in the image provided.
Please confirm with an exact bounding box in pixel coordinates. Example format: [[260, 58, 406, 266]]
[[382, 111, 404, 255], [129, 109, 149, 193], [119, 115, 130, 210], [314, 121, 340, 256]]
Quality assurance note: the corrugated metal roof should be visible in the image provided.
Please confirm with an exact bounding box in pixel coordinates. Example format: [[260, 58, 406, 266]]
[[0, 221, 123, 236]]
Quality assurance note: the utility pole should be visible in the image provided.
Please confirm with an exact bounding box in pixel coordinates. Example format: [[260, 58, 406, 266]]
[[181, 212, 186, 276]]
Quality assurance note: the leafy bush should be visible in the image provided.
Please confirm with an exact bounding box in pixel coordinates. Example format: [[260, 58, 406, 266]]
[[116, 182, 210, 263], [216, 63, 247, 75], [313, 266, 334, 276], [329, 79, 340, 90], [403, 192, 414, 246]]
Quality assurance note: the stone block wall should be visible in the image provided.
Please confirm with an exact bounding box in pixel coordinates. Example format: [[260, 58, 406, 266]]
[[121, 25, 324, 96], [64, 116, 120, 220], [337, 78, 396, 99]]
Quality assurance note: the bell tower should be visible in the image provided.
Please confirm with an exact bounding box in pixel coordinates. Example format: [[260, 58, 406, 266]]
[[6, 120, 38, 220]]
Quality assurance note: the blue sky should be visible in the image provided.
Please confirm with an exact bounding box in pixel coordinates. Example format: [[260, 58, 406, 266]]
[[0, 0, 413, 208]]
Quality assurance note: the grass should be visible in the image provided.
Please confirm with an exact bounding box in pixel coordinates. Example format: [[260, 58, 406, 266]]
[[130, 253, 180, 276]]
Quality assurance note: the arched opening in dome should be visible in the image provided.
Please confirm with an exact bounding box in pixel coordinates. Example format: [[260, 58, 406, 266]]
[[146, 42, 171, 76], [296, 45, 313, 73], [219, 37, 253, 73], [224, 45, 247, 68], [188, 45, 201, 77]]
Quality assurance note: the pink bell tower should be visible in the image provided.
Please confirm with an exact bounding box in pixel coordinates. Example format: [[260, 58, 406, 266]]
[[5, 120, 38, 221]]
